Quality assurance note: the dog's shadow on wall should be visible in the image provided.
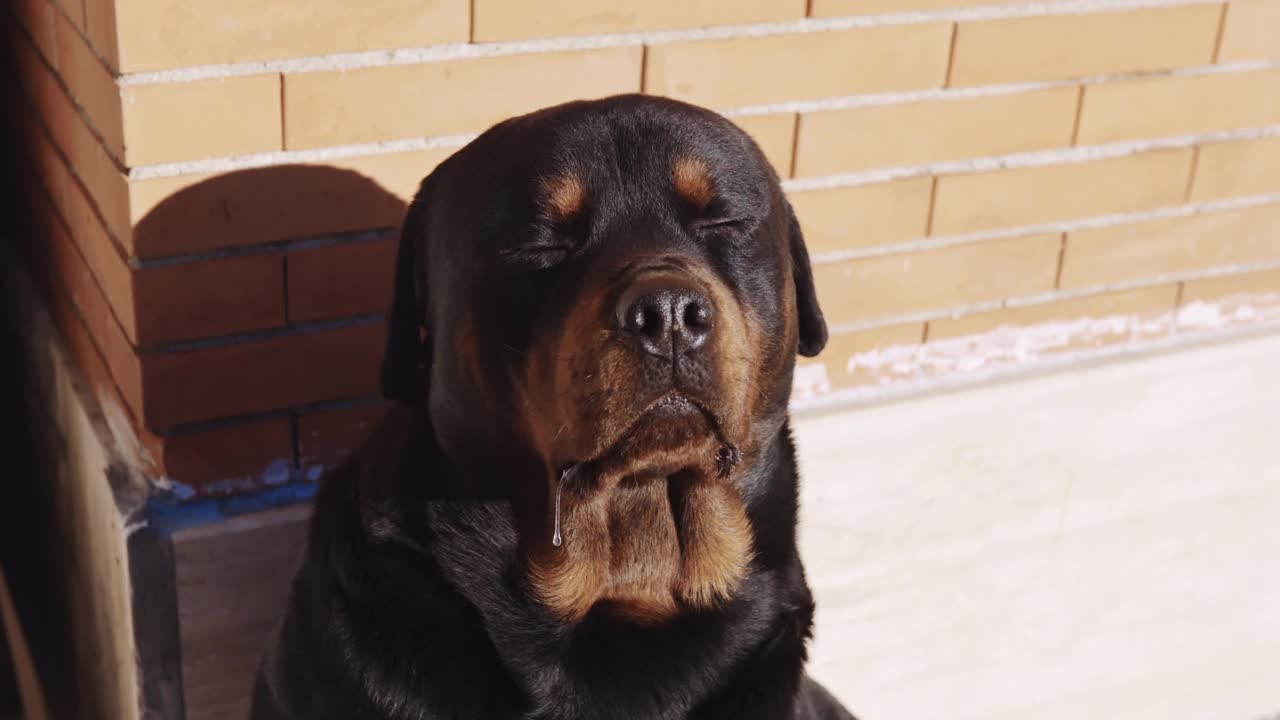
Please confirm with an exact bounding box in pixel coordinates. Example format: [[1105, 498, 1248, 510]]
[[127, 164, 423, 720], [133, 163, 411, 260], [130, 163, 413, 437]]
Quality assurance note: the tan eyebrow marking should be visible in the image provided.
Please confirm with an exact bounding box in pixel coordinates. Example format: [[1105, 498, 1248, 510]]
[[542, 174, 587, 220], [673, 156, 715, 209]]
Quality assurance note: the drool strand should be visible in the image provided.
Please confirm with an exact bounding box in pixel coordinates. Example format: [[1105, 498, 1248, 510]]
[[552, 466, 570, 548]]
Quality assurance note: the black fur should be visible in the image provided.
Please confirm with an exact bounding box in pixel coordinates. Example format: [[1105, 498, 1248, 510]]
[[253, 95, 855, 720]]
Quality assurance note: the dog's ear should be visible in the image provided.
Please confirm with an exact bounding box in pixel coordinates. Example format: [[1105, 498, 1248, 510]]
[[784, 199, 828, 357], [380, 176, 434, 404]]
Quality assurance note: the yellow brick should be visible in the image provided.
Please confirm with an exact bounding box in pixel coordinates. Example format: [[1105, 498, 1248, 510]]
[[928, 285, 1178, 339], [794, 87, 1079, 177], [1190, 137, 1280, 201], [645, 23, 953, 108], [1077, 68, 1280, 145], [1181, 267, 1280, 302], [54, 10, 123, 159], [1217, 0, 1280, 62], [811, 0, 1043, 15], [798, 323, 925, 391], [474, 0, 805, 42], [949, 5, 1221, 87], [1060, 205, 1280, 288], [789, 177, 934, 254], [113, 0, 469, 72], [122, 75, 283, 166], [284, 48, 643, 149], [931, 149, 1193, 236], [812, 234, 1062, 324], [731, 114, 797, 177]]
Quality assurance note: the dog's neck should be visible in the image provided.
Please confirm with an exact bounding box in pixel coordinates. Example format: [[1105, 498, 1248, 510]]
[[446, 425, 799, 714], [337, 408, 806, 718], [371, 406, 790, 624], [523, 458, 755, 624]]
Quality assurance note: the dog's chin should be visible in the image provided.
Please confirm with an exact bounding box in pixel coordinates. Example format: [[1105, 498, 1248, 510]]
[[568, 394, 729, 481]]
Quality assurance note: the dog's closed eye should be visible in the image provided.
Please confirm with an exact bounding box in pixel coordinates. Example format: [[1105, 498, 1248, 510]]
[[500, 234, 576, 269], [691, 217, 759, 239]]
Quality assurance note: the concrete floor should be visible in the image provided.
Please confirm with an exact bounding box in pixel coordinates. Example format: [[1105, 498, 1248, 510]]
[[793, 331, 1280, 720]]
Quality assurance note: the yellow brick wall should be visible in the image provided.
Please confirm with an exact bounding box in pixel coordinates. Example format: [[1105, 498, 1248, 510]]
[[9, 0, 1280, 496]]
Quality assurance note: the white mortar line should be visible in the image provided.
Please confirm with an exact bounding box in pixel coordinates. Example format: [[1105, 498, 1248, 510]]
[[726, 58, 1280, 118], [822, 258, 1280, 335], [117, 0, 1221, 86], [722, 80, 1079, 119], [124, 61, 1280, 181], [785, 123, 1280, 194], [127, 133, 480, 182], [810, 191, 1280, 264]]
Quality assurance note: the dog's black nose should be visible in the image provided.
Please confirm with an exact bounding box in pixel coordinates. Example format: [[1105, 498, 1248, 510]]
[[617, 287, 715, 359]]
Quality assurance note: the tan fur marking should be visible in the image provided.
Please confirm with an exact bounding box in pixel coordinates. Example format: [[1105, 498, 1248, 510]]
[[543, 174, 587, 220], [602, 482, 680, 623], [527, 491, 611, 621], [521, 260, 762, 623], [673, 481, 754, 607], [673, 157, 715, 209], [689, 264, 757, 445]]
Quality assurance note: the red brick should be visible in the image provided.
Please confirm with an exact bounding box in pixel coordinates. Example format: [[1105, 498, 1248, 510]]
[[21, 96, 138, 343], [155, 417, 295, 497], [40, 267, 136, 431], [133, 255, 287, 346], [20, 32, 132, 244], [141, 322, 385, 430], [287, 238, 396, 324], [14, 0, 59, 68], [297, 402, 389, 479], [31, 188, 145, 416], [52, 0, 83, 31], [54, 9, 124, 159], [31, 194, 145, 419], [84, 0, 120, 70]]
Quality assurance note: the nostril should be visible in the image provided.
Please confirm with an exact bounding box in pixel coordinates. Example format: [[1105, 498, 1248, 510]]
[[640, 305, 665, 338], [683, 300, 713, 334], [623, 302, 645, 334], [621, 294, 673, 341], [616, 286, 712, 358]]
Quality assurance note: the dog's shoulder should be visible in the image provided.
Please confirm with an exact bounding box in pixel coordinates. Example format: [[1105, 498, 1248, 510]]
[[261, 407, 527, 718]]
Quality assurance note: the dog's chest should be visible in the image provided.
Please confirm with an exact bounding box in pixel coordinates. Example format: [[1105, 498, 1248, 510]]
[[423, 502, 783, 719]]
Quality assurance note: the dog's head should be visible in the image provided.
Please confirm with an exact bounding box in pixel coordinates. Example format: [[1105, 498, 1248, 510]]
[[380, 94, 826, 619]]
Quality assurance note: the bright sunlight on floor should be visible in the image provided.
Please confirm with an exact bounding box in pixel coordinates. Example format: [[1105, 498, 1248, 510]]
[[794, 331, 1280, 720]]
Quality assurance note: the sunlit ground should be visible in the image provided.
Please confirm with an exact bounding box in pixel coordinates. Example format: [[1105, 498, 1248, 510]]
[[794, 331, 1280, 720]]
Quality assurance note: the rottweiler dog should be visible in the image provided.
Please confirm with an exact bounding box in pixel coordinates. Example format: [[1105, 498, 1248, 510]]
[[252, 94, 855, 720]]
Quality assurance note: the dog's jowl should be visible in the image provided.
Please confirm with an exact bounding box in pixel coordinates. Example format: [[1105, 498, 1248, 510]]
[[252, 94, 856, 720]]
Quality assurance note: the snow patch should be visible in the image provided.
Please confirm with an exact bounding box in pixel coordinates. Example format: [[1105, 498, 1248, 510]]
[[795, 292, 1280, 410], [793, 362, 833, 401]]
